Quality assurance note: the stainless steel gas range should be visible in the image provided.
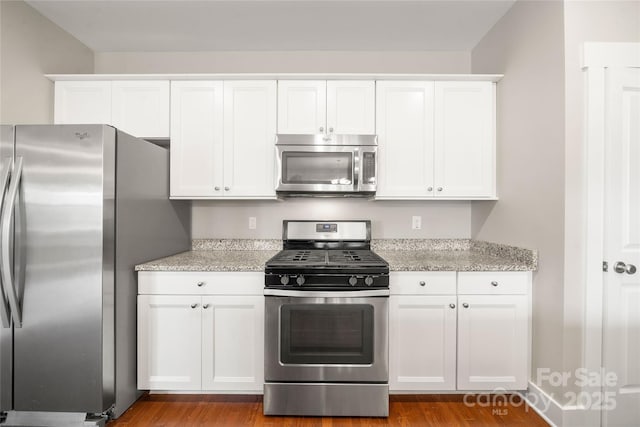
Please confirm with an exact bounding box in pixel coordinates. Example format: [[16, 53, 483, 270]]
[[263, 220, 390, 417]]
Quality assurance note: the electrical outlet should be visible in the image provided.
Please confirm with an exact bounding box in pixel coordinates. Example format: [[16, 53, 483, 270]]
[[249, 217, 257, 230], [412, 216, 422, 230]]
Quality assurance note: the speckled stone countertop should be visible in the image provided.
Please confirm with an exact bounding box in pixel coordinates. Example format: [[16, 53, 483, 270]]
[[135, 239, 537, 272]]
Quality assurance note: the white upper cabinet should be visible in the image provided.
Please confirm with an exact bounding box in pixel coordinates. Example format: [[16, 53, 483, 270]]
[[223, 81, 277, 197], [170, 81, 224, 197], [112, 81, 170, 138], [54, 81, 112, 125], [277, 80, 375, 135], [376, 80, 496, 199], [326, 81, 375, 134], [54, 80, 170, 138], [170, 80, 277, 199], [375, 81, 435, 198], [277, 80, 326, 134], [434, 81, 495, 198]]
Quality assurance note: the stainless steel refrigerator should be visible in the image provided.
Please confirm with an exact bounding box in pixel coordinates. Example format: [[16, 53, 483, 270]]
[[0, 125, 191, 426]]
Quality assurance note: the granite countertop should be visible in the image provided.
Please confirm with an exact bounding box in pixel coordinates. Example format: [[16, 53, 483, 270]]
[[135, 239, 537, 272]]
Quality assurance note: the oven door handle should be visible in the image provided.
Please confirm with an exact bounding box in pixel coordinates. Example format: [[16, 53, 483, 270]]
[[264, 289, 390, 298]]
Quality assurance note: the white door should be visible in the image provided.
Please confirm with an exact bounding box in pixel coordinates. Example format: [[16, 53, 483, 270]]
[[375, 81, 435, 199], [54, 81, 111, 125], [603, 67, 640, 427], [137, 295, 202, 390], [201, 296, 264, 391], [457, 294, 528, 390], [223, 81, 277, 198], [170, 81, 224, 197], [112, 80, 170, 138], [434, 81, 495, 198], [277, 80, 326, 134], [326, 80, 375, 135], [389, 295, 457, 391]]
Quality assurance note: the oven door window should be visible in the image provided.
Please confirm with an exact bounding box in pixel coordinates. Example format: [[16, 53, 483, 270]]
[[282, 152, 353, 185], [280, 304, 374, 364]]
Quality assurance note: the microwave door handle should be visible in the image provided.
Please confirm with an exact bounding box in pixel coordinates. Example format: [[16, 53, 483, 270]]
[[1, 157, 22, 327], [353, 148, 360, 191], [0, 158, 12, 328]]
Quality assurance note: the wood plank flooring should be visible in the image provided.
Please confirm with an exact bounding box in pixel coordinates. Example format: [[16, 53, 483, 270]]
[[108, 394, 549, 426]]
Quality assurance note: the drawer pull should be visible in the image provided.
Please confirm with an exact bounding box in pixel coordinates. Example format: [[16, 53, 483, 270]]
[[491, 281, 498, 287], [462, 303, 469, 308], [419, 281, 426, 287], [190, 303, 198, 309], [197, 281, 205, 287], [449, 303, 455, 309]]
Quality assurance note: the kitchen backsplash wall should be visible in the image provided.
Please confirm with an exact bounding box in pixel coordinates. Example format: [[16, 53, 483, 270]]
[[192, 199, 471, 239]]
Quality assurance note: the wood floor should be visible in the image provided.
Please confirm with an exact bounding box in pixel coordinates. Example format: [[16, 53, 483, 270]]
[[108, 394, 549, 426]]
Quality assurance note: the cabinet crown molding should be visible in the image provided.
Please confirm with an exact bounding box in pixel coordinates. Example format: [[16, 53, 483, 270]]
[[46, 73, 504, 82]]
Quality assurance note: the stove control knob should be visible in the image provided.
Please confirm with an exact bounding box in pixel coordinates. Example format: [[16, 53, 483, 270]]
[[280, 275, 290, 286], [365, 276, 374, 286], [349, 276, 358, 286], [296, 275, 305, 286]]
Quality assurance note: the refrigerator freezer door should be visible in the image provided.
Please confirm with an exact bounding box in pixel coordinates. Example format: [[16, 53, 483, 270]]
[[0, 125, 14, 411], [13, 125, 115, 413]]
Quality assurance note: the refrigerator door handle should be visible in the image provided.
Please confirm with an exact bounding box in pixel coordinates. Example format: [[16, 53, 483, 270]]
[[0, 157, 12, 328], [1, 156, 22, 327]]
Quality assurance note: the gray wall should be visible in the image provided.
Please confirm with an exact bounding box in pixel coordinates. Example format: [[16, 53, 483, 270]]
[[193, 200, 471, 239], [94, 51, 470, 74], [97, 50, 474, 239], [0, 0, 93, 124], [470, 0, 567, 401]]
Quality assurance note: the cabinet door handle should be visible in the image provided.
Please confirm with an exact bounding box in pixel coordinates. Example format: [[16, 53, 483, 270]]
[[462, 303, 469, 308], [427, 186, 433, 191], [329, 127, 334, 133], [449, 303, 456, 309], [197, 281, 205, 287], [491, 281, 498, 287], [419, 281, 426, 286], [203, 304, 210, 309], [437, 187, 443, 192], [190, 303, 199, 309], [224, 186, 230, 191], [214, 186, 220, 191], [319, 126, 324, 132]]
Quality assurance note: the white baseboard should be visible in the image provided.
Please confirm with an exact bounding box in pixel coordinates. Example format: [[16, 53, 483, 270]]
[[521, 381, 598, 427]]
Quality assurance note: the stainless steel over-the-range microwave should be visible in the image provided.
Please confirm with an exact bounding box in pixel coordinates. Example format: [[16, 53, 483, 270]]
[[275, 134, 377, 196]]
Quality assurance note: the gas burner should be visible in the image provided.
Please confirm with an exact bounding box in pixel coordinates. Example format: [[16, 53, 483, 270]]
[[264, 221, 389, 290]]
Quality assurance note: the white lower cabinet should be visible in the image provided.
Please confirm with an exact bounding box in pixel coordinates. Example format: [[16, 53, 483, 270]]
[[137, 272, 264, 393], [389, 271, 531, 393], [389, 295, 457, 390]]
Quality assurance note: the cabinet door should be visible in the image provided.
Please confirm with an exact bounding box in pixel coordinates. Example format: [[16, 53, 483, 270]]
[[201, 296, 264, 392], [326, 81, 375, 134], [457, 294, 528, 390], [223, 81, 277, 198], [389, 295, 457, 391], [54, 81, 111, 125], [112, 81, 170, 138], [375, 81, 435, 198], [277, 80, 326, 134], [137, 295, 202, 390], [434, 81, 495, 198], [170, 81, 224, 197]]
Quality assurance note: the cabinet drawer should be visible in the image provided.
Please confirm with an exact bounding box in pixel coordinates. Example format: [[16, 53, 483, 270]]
[[390, 271, 456, 295], [457, 272, 530, 295], [138, 271, 264, 295]]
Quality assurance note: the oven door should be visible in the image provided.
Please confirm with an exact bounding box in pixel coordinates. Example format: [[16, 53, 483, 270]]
[[264, 289, 388, 383], [276, 145, 357, 193]]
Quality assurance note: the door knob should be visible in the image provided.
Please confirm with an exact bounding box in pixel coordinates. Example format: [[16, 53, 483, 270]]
[[614, 261, 637, 274]]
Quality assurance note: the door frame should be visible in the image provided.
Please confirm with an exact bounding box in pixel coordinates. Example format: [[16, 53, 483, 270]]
[[583, 42, 640, 427]]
